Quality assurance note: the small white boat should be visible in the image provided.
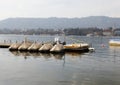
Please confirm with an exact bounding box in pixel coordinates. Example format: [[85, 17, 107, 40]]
[[89, 47, 95, 52], [109, 39, 120, 46]]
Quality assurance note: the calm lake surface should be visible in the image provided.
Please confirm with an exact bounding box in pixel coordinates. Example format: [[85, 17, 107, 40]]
[[0, 34, 120, 85]]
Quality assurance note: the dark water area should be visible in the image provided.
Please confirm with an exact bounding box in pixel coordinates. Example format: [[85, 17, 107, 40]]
[[0, 34, 120, 85]]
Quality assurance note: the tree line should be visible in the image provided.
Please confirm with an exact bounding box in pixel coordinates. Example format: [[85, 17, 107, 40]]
[[0, 27, 105, 36]]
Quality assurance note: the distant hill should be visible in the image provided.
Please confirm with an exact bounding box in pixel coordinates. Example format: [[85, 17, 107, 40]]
[[0, 16, 120, 29]]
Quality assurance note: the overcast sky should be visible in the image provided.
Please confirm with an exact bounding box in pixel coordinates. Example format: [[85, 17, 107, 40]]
[[0, 0, 120, 20]]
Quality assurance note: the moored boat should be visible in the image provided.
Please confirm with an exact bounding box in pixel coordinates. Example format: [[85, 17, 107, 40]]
[[64, 43, 89, 52], [28, 42, 42, 52], [50, 43, 64, 53], [18, 37, 33, 51], [39, 43, 53, 52], [9, 43, 21, 51], [18, 42, 32, 51], [109, 39, 120, 46]]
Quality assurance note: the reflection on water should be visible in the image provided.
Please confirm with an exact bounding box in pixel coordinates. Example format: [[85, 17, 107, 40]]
[[65, 52, 84, 58], [109, 46, 120, 63], [10, 51, 85, 60], [109, 46, 120, 57], [109, 46, 120, 51], [51, 53, 65, 60]]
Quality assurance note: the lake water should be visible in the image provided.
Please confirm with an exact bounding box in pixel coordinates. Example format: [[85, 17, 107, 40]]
[[0, 34, 120, 85]]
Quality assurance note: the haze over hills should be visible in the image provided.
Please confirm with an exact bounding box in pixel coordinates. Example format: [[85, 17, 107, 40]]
[[0, 16, 120, 29]]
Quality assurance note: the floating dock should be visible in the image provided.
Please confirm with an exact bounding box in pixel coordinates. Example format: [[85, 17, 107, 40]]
[[0, 38, 92, 53], [0, 40, 11, 48], [0, 43, 11, 48], [1, 42, 91, 53]]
